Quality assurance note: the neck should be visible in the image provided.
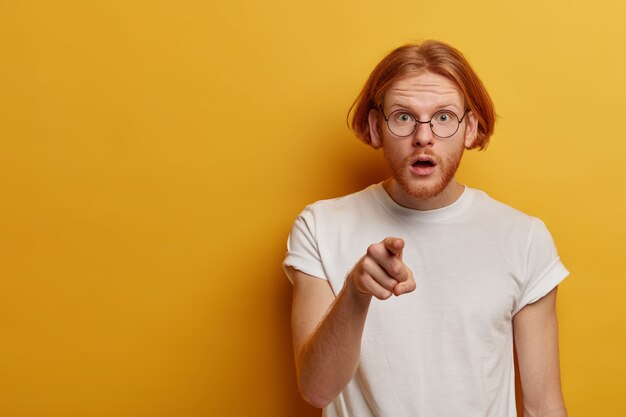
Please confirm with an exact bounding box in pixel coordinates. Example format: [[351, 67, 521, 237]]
[[382, 178, 465, 211]]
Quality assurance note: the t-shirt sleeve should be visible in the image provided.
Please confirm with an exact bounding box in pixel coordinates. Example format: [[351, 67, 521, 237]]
[[283, 207, 327, 283], [513, 218, 569, 315]]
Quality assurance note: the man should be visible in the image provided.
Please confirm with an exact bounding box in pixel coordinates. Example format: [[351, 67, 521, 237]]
[[283, 40, 568, 417]]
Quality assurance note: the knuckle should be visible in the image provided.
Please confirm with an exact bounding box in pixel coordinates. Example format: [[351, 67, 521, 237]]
[[375, 290, 393, 300], [379, 279, 394, 292], [366, 244, 379, 257], [390, 264, 402, 277], [388, 260, 404, 277]]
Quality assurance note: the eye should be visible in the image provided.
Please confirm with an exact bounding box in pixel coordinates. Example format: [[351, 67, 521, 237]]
[[393, 111, 415, 123], [433, 111, 455, 124]]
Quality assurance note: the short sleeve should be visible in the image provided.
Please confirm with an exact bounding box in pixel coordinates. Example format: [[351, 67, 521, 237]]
[[513, 218, 569, 315], [282, 207, 328, 283]]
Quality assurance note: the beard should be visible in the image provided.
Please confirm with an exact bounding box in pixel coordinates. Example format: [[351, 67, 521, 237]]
[[385, 146, 464, 199]]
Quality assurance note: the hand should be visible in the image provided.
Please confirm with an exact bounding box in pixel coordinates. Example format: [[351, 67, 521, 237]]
[[347, 237, 416, 300]]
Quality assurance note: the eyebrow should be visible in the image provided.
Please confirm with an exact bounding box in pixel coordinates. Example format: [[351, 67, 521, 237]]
[[386, 102, 463, 115]]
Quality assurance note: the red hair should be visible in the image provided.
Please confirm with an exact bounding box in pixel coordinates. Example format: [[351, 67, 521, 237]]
[[349, 40, 496, 150]]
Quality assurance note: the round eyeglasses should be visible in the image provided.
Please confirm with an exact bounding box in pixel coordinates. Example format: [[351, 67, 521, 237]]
[[379, 106, 468, 138]]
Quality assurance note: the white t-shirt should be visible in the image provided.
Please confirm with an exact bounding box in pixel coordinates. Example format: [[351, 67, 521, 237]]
[[284, 183, 569, 417]]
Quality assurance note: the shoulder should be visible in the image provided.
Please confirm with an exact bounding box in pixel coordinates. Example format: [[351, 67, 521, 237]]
[[285, 184, 385, 279], [470, 188, 538, 225], [467, 188, 554, 247], [289, 183, 388, 250], [299, 183, 382, 219]]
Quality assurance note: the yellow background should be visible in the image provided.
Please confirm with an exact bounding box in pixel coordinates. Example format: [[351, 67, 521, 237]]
[[1, 1, 624, 416]]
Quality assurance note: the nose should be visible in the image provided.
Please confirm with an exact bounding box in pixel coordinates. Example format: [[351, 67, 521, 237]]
[[412, 121, 435, 148]]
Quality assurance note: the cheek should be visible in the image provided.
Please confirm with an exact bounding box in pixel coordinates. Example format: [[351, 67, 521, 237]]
[[432, 142, 464, 168], [382, 143, 410, 165]]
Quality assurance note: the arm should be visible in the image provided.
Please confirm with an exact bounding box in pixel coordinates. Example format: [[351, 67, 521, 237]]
[[513, 287, 567, 417], [287, 237, 416, 409]]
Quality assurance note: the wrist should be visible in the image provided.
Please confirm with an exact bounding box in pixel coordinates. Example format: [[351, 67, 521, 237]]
[[343, 274, 373, 307]]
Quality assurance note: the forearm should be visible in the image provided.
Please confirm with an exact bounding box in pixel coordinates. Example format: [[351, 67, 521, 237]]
[[296, 280, 371, 408], [515, 288, 567, 417]]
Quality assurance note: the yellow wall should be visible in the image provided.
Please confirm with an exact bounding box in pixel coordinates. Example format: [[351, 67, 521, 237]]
[[1, 1, 624, 416]]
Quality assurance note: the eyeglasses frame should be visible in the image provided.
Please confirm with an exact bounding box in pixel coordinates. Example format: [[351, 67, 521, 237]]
[[379, 105, 469, 139]]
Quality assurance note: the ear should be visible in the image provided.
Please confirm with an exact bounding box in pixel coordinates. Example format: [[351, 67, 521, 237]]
[[464, 110, 479, 149], [368, 108, 383, 149]]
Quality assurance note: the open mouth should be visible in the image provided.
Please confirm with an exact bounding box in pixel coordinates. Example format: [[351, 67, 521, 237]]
[[411, 157, 436, 168], [409, 156, 437, 176]]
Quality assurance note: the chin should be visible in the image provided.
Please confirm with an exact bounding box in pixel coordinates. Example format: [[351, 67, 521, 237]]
[[396, 152, 462, 200], [399, 176, 451, 199], [384, 145, 464, 202]]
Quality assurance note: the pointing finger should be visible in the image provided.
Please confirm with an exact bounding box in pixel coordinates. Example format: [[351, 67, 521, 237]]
[[383, 237, 404, 259]]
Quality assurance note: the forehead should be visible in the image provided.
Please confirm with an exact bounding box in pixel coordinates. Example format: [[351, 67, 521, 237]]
[[384, 72, 463, 107]]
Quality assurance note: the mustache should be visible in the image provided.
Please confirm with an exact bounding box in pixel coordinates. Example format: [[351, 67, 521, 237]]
[[404, 151, 442, 165]]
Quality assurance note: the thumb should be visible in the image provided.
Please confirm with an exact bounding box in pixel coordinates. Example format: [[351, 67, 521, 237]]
[[394, 275, 416, 296]]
